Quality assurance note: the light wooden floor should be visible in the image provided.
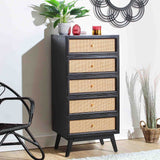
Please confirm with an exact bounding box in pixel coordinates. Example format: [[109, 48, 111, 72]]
[[0, 138, 159, 160]]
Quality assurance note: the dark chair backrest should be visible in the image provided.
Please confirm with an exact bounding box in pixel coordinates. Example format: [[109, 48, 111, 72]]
[[0, 82, 34, 125]]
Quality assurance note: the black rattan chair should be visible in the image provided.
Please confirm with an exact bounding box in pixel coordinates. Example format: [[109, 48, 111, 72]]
[[0, 82, 45, 160]]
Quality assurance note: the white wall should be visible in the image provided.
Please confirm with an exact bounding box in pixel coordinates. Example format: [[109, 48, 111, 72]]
[[0, 0, 45, 151], [0, 0, 160, 151]]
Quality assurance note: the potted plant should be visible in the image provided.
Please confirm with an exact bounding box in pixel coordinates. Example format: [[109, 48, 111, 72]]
[[138, 69, 160, 143], [126, 69, 160, 143], [31, 0, 89, 35]]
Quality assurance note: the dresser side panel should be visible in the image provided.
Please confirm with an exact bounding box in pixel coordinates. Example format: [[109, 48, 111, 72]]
[[51, 35, 68, 137]]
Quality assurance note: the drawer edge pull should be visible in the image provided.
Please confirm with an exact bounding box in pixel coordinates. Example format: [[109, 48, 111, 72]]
[[90, 84, 94, 88], [90, 104, 94, 107], [90, 44, 94, 47], [91, 65, 94, 68]]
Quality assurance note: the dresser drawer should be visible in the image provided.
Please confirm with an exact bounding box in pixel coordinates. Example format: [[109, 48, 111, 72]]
[[69, 39, 115, 53], [69, 59, 115, 73], [69, 78, 115, 93], [69, 98, 115, 114], [70, 117, 115, 133]]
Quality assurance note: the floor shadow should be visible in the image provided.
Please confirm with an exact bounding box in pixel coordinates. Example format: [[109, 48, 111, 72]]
[[42, 142, 114, 158]]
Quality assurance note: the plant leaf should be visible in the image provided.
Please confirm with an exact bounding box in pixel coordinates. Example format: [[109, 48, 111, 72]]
[[70, 8, 81, 15], [54, 19, 60, 28], [40, 12, 54, 18], [43, 4, 59, 14], [75, 14, 89, 18], [59, 1, 66, 11], [45, 0, 59, 7], [70, 8, 89, 16], [74, 9, 89, 18], [40, 4, 60, 18], [63, 6, 68, 15], [68, 0, 78, 10], [81, 9, 89, 15]]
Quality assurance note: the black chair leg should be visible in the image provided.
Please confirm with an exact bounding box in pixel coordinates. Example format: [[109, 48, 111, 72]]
[[25, 128, 45, 159], [100, 138, 104, 145], [13, 129, 45, 160], [110, 134, 118, 152], [0, 133, 10, 146], [55, 134, 61, 149], [65, 140, 73, 157]]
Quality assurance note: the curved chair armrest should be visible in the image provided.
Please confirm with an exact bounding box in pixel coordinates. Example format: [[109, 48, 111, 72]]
[[0, 97, 35, 126]]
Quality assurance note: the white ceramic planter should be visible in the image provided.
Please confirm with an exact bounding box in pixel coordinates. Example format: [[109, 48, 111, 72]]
[[58, 23, 71, 35]]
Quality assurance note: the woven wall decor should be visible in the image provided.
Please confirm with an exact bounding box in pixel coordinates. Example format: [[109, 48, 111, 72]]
[[90, 0, 149, 28]]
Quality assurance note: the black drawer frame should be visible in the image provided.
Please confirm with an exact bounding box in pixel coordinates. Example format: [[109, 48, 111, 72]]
[[52, 35, 120, 157]]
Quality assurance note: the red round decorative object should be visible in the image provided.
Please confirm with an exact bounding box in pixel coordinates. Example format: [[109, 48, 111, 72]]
[[72, 24, 81, 35], [68, 27, 71, 35]]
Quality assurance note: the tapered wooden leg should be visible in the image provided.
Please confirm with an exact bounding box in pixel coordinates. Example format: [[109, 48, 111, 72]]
[[65, 140, 73, 157], [100, 138, 104, 145], [55, 134, 61, 149], [110, 134, 118, 152]]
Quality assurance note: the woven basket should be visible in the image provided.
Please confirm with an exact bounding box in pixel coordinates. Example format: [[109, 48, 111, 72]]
[[140, 118, 160, 143]]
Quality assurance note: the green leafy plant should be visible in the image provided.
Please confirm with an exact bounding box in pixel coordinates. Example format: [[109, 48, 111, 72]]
[[31, 0, 89, 28]]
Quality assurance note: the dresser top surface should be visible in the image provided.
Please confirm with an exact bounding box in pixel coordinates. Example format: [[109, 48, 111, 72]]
[[51, 35, 119, 39]]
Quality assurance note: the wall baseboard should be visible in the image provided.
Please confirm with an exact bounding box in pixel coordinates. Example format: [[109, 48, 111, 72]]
[[0, 128, 143, 152]]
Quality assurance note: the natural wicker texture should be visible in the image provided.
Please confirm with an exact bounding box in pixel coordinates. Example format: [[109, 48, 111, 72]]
[[69, 39, 115, 53], [69, 59, 115, 73], [69, 78, 115, 93], [70, 117, 115, 133], [140, 120, 160, 143], [69, 98, 115, 113]]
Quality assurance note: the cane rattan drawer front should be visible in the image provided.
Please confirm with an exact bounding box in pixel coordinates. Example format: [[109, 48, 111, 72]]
[[69, 59, 115, 73], [69, 39, 115, 53], [69, 78, 115, 94], [70, 117, 115, 133], [69, 98, 115, 114]]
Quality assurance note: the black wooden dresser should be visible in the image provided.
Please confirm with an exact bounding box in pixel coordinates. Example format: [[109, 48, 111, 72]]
[[51, 35, 120, 157]]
